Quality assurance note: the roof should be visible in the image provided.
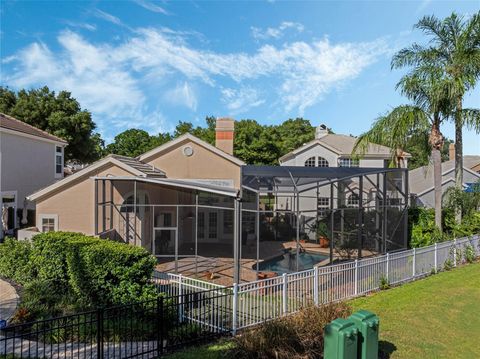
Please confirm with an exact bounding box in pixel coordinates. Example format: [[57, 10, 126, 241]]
[[92, 176, 238, 198], [279, 134, 410, 163], [242, 165, 406, 193], [28, 154, 165, 201], [138, 133, 245, 166], [409, 156, 480, 195], [0, 113, 68, 144]]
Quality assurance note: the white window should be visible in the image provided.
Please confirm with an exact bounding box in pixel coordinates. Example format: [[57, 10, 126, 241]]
[[40, 214, 58, 232], [347, 194, 360, 208], [339, 158, 359, 168], [304, 157, 316, 167], [318, 157, 329, 167], [317, 197, 330, 207], [55, 146, 64, 178]]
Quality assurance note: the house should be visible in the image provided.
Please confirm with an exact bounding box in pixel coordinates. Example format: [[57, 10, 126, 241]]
[[27, 118, 244, 237], [26, 118, 408, 283], [410, 153, 480, 208], [277, 124, 411, 222], [279, 124, 410, 169], [0, 113, 67, 238]]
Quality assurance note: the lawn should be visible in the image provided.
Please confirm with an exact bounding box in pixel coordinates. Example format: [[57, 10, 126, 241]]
[[351, 262, 480, 359], [168, 262, 480, 358]]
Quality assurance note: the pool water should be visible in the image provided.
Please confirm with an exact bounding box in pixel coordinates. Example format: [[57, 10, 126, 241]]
[[257, 251, 329, 273]]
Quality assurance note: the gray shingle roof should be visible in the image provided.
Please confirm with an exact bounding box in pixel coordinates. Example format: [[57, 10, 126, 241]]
[[0, 113, 68, 143], [110, 154, 165, 177], [409, 156, 480, 195], [279, 133, 409, 162]]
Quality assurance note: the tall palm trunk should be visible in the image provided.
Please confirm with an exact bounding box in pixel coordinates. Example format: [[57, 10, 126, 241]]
[[430, 119, 444, 231], [432, 148, 443, 231], [454, 96, 463, 222]]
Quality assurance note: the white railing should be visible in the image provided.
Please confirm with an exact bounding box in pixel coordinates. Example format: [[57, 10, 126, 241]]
[[155, 234, 480, 333]]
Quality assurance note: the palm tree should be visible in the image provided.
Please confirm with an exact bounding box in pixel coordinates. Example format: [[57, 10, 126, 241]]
[[391, 12, 480, 221], [353, 71, 453, 230]]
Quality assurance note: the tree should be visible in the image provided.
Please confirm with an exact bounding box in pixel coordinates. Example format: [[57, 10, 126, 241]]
[[106, 129, 172, 158], [0, 86, 103, 163], [173, 116, 216, 145], [353, 70, 453, 230], [392, 12, 480, 220], [234, 119, 280, 165], [274, 118, 315, 155]]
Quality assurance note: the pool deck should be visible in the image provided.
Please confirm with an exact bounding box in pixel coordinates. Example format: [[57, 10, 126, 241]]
[[156, 240, 376, 286]]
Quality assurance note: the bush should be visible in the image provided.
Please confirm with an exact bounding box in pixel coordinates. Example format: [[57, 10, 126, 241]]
[[0, 237, 35, 284], [231, 302, 352, 359], [0, 232, 158, 320]]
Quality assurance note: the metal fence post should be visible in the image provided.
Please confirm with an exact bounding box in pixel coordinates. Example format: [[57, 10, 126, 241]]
[[158, 296, 164, 356], [386, 253, 390, 282], [412, 248, 416, 278], [232, 283, 238, 335], [434, 243, 438, 273], [453, 238, 457, 267], [178, 274, 184, 322], [313, 267, 319, 306], [354, 260, 358, 296], [96, 308, 104, 359], [282, 273, 288, 315]]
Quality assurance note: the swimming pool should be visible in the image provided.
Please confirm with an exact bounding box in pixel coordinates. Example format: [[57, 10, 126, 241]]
[[257, 250, 329, 273]]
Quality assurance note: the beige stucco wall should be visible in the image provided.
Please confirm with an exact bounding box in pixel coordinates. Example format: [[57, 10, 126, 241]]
[[0, 131, 64, 209], [35, 163, 133, 235], [143, 138, 242, 189]]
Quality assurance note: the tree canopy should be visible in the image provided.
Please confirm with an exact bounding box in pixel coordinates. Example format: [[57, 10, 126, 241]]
[[0, 86, 103, 163]]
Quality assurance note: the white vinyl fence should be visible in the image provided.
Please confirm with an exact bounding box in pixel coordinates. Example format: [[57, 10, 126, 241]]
[[154, 235, 480, 334]]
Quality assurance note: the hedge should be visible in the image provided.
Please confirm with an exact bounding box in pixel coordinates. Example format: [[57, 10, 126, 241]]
[[0, 232, 158, 308]]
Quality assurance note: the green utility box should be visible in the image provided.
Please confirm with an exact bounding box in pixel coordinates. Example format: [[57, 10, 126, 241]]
[[324, 318, 358, 359], [349, 310, 379, 359]]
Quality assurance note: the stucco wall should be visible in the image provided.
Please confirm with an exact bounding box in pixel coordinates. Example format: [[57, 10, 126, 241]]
[[0, 131, 63, 209], [143, 138, 242, 189], [35, 163, 133, 235]]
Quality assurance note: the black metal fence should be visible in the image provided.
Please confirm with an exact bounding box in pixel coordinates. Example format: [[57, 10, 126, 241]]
[[1, 287, 233, 358]]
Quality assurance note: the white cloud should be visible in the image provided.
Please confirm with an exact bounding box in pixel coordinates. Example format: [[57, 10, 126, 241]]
[[134, 0, 169, 15], [221, 87, 265, 114], [251, 21, 304, 40], [165, 82, 198, 110], [63, 20, 97, 31], [93, 9, 123, 26], [4, 27, 388, 135]]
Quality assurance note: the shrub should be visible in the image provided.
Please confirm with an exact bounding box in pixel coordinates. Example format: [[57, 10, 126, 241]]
[[0, 237, 35, 284], [379, 275, 390, 290], [464, 244, 476, 264], [231, 302, 352, 359], [67, 240, 158, 306]]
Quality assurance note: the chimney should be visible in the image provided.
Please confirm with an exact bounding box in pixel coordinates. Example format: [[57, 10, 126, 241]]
[[215, 117, 235, 155], [449, 143, 455, 161], [315, 124, 328, 139]]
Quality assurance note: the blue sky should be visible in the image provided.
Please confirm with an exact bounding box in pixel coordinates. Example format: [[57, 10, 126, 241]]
[[1, 0, 479, 154]]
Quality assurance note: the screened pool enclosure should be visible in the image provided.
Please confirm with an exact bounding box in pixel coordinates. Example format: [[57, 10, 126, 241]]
[[95, 166, 408, 284]]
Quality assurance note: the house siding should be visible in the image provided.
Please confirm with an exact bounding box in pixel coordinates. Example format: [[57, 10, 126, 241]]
[[144, 138, 242, 189], [35, 163, 133, 235], [0, 131, 64, 210]]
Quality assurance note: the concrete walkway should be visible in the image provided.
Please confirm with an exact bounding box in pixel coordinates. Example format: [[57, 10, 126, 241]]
[[0, 278, 18, 322]]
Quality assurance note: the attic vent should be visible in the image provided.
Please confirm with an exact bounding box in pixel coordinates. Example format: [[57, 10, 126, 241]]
[[183, 145, 194, 157]]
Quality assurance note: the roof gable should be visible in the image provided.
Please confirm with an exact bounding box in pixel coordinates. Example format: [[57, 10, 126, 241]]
[[0, 113, 67, 144], [28, 155, 165, 201], [138, 133, 245, 166]]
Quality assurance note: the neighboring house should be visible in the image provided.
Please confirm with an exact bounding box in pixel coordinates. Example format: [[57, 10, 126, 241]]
[[278, 124, 410, 218], [410, 155, 480, 208], [27, 118, 245, 239], [0, 113, 67, 238], [279, 124, 410, 169]]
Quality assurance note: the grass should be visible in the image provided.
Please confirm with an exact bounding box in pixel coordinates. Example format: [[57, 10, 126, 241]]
[[351, 261, 480, 359], [168, 262, 480, 359]]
